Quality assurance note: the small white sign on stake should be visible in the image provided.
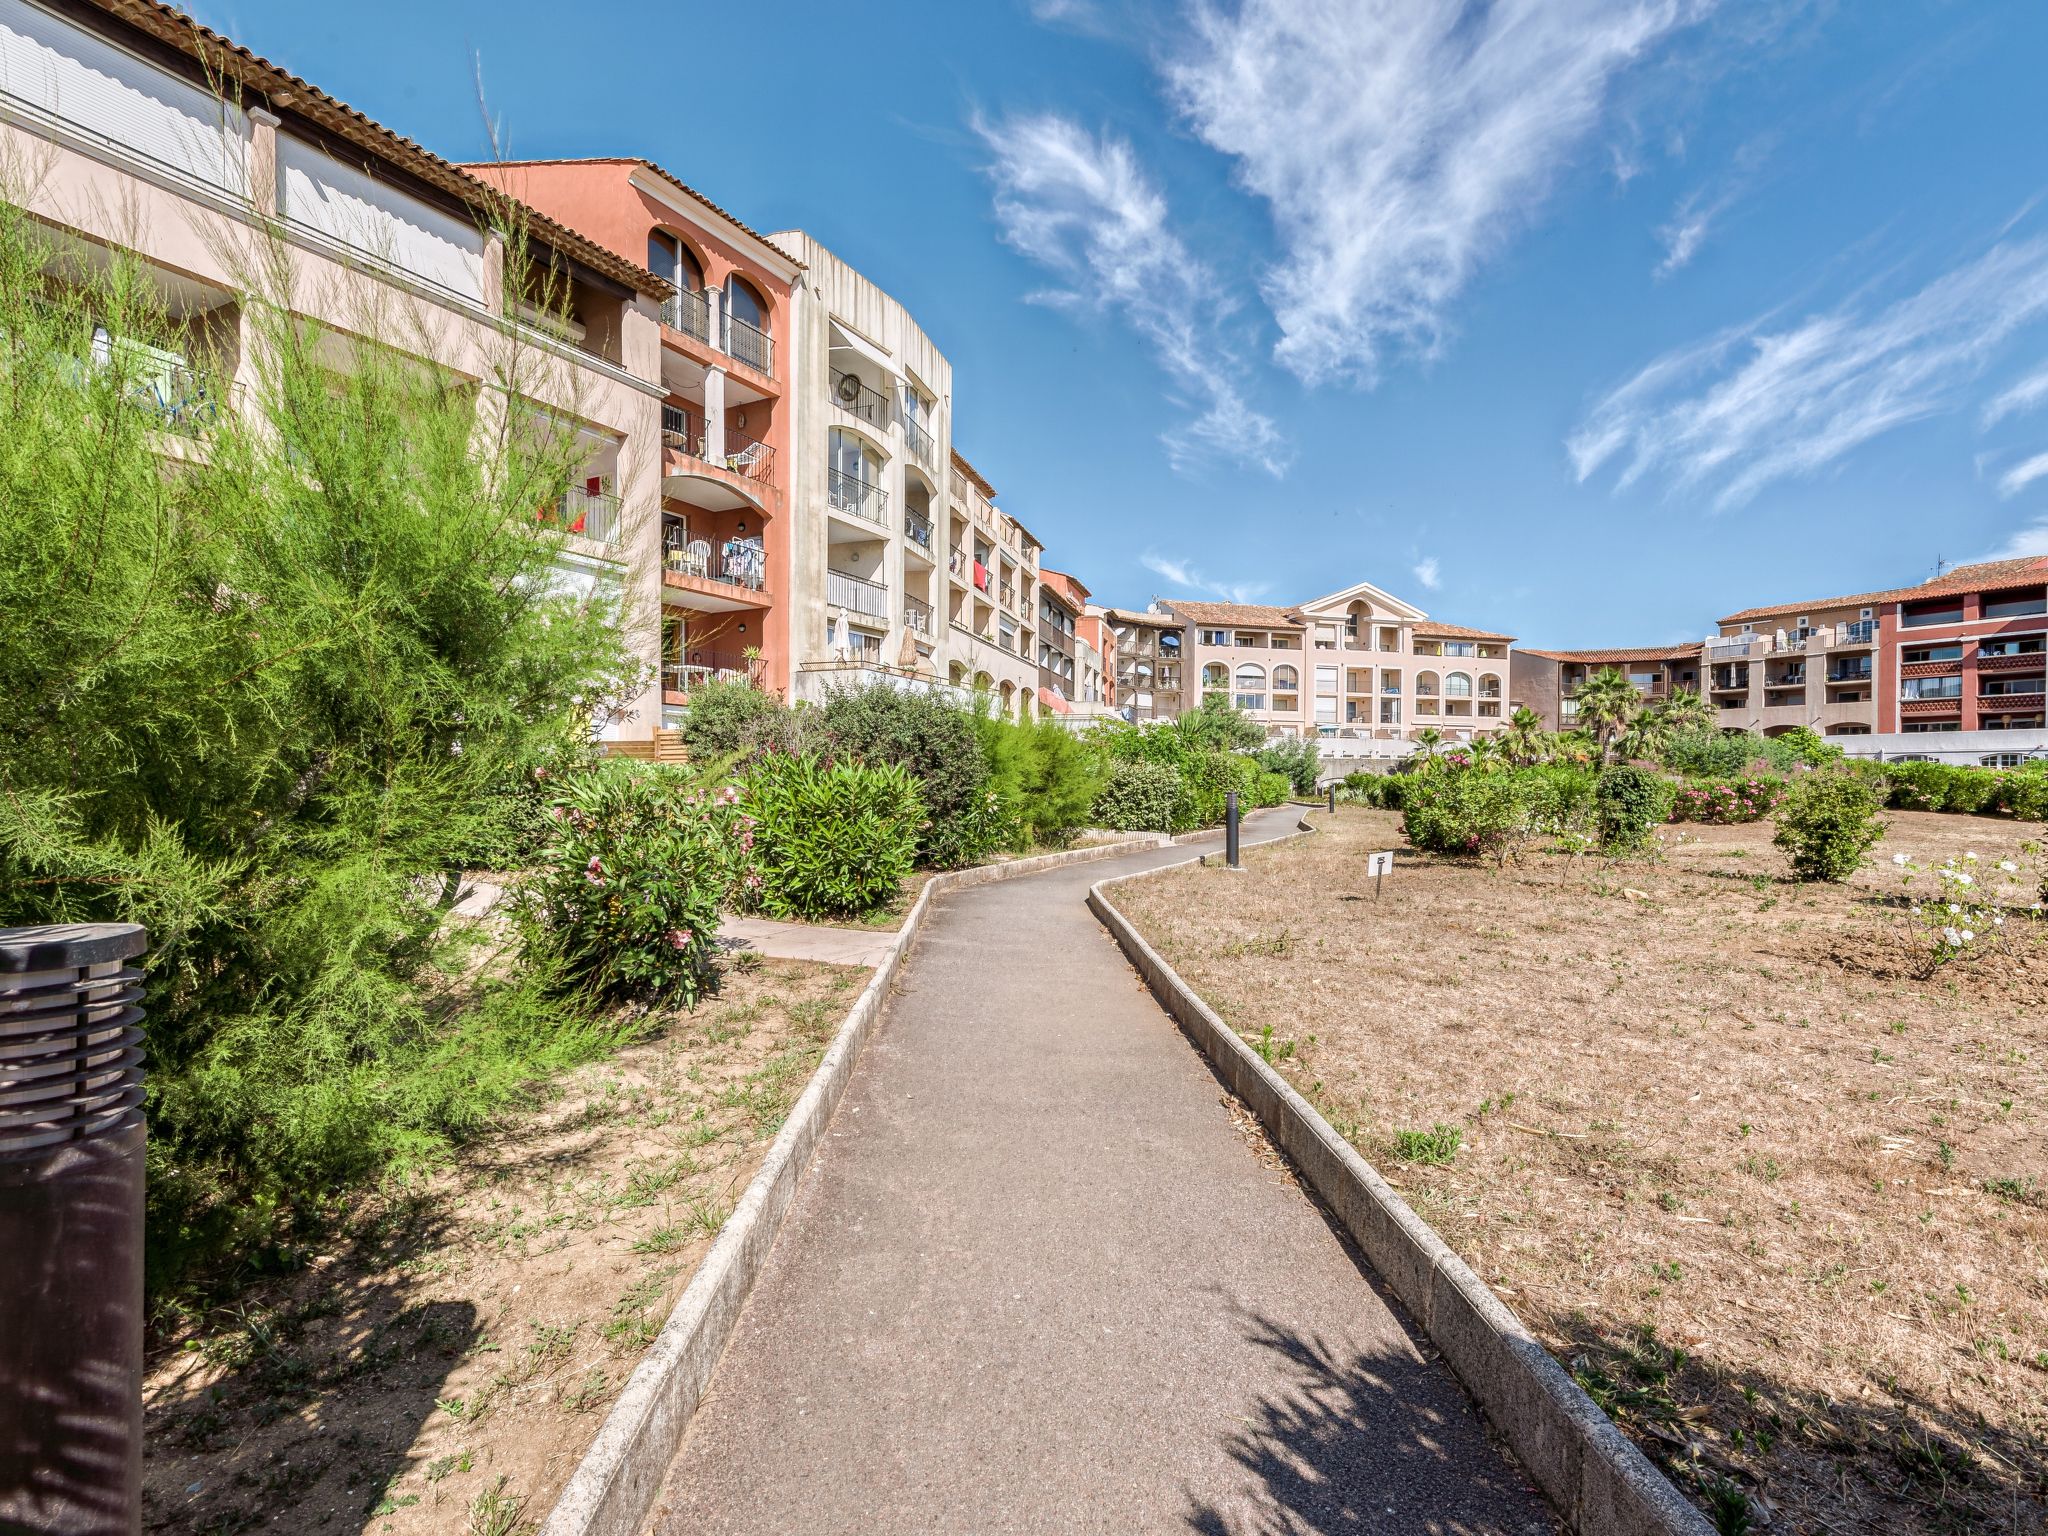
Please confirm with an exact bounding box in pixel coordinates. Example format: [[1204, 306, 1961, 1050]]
[[1367, 850, 1393, 899]]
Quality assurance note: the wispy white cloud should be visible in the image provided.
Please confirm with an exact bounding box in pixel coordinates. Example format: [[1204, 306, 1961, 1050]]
[[1165, 0, 1708, 386], [1983, 363, 2048, 428], [1654, 137, 1771, 277], [1998, 450, 2048, 498], [1978, 515, 2048, 561], [1141, 549, 1273, 605], [1570, 233, 2048, 508], [974, 112, 1290, 477], [1411, 555, 1442, 591]]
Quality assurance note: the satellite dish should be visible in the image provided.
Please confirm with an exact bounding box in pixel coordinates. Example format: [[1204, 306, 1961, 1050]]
[[835, 372, 863, 406]]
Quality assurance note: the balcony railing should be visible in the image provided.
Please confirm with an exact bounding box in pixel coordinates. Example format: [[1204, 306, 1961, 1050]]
[[828, 468, 888, 524], [663, 652, 750, 693], [661, 402, 706, 457], [661, 289, 713, 345], [903, 412, 936, 465], [719, 429, 775, 483], [904, 595, 933, 635], [1826, 666, 1872, 684], [827, 567, 890, 618], [904, 510, 934, 551], [545, 486, 621, 546], [663, 530, 767, 592], [830, 369, 889, 427], [1765, 671, 1806, 689], [723, 312, 773, 375], [129, 359, 232, 438]]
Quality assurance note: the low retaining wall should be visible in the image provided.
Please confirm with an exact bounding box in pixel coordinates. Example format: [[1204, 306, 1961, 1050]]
[[538, 835, 1168, 1536], [1087, 838, 1713, 1536]]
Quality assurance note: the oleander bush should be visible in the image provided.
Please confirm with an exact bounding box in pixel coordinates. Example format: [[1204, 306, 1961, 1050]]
[[823, 683, 1000, 867], [1401, 770, 1539, 865], [526, 761, 744, 1006], [1773, 773, 1887, 882], [1517, 762, 1599, 824], [1094, 759, 1184, 833], [1667, 775, 1788, 824], [743, 754, 923, 918]]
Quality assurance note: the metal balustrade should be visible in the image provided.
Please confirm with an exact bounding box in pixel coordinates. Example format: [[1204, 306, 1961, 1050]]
[[828, 468, 887, 524], [827, 567, 890, 618]]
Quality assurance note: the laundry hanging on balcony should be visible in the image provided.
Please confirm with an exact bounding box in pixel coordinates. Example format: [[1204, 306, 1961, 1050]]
[[972, 560, 989, 591]]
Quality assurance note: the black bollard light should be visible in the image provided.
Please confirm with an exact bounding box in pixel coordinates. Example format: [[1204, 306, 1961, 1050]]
[[0, 923, 148, 1536], [1327, 783, 1337, 815], [1225, 789, 1242, 869]]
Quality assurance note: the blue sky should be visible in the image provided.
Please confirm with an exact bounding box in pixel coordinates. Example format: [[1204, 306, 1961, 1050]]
[[192, 0, 2048, 645]]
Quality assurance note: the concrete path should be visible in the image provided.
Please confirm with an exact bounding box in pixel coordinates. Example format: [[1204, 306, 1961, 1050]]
[[652, 812, 1556, 1535], [716, 915, 900, 970]]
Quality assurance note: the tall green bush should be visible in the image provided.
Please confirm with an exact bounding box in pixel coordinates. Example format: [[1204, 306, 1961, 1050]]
[[743, 754, 923, 917], [980, 716, 1102, 848], [1773, 774, 1886, 882], [680, 678, 783, 756], [1595, 765, 1675, 854], [0, 204, 642, 1279], [1402, 771, 1537, 864], [1257, 736, 1320, 797], [1093, 759, 1183, 833], [823, 683, 998, 867]]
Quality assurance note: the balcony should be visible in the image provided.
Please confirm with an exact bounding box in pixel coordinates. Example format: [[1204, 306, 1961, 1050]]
[[1979, 686, 2046, 709], [662, 652, 750, 696], [827, 568, 890, 619], [1833, 621, 1876, 648], [1826, 665, 1872, 684], [1977, 650, 2047, 673], [905, 510, 935, 552], [661, 289, 713, 346], [830, 369, 890, 429], [724, 312, 773, 375], [662, 401, 706, 457], [1763, 671, 1806, 690], [545, 486, 621, 546], [662, 404, 777, 486], [663, 528, 767, 595], [903, 413, 936, 467], [904, 594, 933, 635], [828, 468, 888, 525], [127, 357, 233, 438]]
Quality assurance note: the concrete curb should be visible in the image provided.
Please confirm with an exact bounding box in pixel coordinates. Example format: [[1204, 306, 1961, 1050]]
[[538, 834, 1170, 1536], [1086, 839, 1715, 1536]]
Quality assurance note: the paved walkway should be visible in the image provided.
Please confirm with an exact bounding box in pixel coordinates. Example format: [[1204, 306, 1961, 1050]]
[[716, 915, 900, 969], [652, 812, 1555, 1535]]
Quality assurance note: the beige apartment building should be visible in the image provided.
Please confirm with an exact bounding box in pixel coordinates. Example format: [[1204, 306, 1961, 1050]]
[[0, 0, 677, 748], [1511, 645, 1704, 733], [1708, 596, 1882, 738], [942, 452, 1043, 715], [1101, 606, 1186, 721], [1166, 582, 1513, 748]]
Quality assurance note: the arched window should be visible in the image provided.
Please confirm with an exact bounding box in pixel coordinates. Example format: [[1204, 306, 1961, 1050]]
[[1478, 672, 1502, 699], [1272, 664, 1299, 690], [1445, 673, 1473, 698], [1202, 662, 1229, 689], [1415, 671, 1440, 696], [725, 275, 768, 333], [647, 229, 704, 294], [1234, 664, 1266, 711]]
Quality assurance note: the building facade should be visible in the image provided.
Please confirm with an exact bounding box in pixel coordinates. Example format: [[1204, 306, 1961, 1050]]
[[1102, 607, 1184, 721], [460, 159, 800, 722], [1511, 645, 1704, 734], [0, 0, 675, 746], [1162, 582, 1514, 751], [1035, 567, 1086, 715]]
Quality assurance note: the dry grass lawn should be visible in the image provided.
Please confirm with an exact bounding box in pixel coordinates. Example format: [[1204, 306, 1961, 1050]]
[[141, 957, 864, 1536], [1117, 806, 2047, 1535]]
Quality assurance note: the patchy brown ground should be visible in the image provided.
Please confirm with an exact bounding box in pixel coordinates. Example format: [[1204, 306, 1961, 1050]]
[[141, 957, 864, 1536], [1117, 806, 2048, 1536]]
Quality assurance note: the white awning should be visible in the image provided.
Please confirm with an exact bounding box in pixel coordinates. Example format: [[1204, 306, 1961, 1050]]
[[828, 321, 896, 377]]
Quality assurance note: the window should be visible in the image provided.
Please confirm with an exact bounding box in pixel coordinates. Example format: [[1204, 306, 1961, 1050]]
[[647, 230, 704, 294], [1980, 635, 2046, 657], [1316, 698, 1338, 722], [1201, 662, 1228, 690], [724, 276, 769, 334], [1628, 671, 1660, 691], [1379, 699, 1401, 725], [1200, 628, 1230, 647], [1902, 676, 1963, 700], [1982, 677, 2046, 696], [1314, 665, 1338, 694], [829, 428, 879, 484], [1478, 673, 1502, 699], [1901, 598, 1964, 628], [1901, 721, 1960, 733], [1234, 663, 1267, 712], [1983, 751, 2038, 768], [1274, 665, 1301, 691], [1415, 671, 1440, 697], [1444, 673, 1473, 698], [1983, 592, 2048, 621], [1159, 632, 1182, 657], [1902, 643, 1963, 664]]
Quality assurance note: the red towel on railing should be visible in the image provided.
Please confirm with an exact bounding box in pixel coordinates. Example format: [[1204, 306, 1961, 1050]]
[[973, 561, 989, 591]]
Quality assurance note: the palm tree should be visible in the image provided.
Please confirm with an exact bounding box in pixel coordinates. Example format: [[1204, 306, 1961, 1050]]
[[1503, 705, 1545, 765], [1410, 725, 1445, 773], [1572, 667, 1641, 765], [1661, 686, 1716, 735]]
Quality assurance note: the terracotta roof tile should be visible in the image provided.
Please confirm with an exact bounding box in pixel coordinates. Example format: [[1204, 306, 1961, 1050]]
[[1520, 643, 1704, 665], [1718, 556, 2048, 624], [1160, 600, 1306, 628], [1412, 619, 1516, 642]]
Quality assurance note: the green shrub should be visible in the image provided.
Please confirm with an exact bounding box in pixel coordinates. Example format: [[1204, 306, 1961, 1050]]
[[1996, 764, 2048, 819], [1595, 765, 1675, 854], [822, 683, 995, 867], [981, 716, 1103, 848], [528, 761, 738, 1005], [743, 754, 923, 918], [1094, 759, 1183, 832], [1772, 774, 1886, 882], [1663, 727, 1761, 777], [1768, 725, 1842, 768], [1253, 770, 1290, 808], [680, 678, 782, 756], [1667, 775, 1787, 824], [1402, 771, 1537, 863], [1257, 736, 1321, 797], [737, 702, 832, 762], [1173, 698, 1265, 752], [1882, 759, 2002, 814], [1517, 762, 1598, 825]]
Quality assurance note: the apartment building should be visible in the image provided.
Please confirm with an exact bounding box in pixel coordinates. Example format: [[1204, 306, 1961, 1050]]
[[1708, 594, 1882, 739], [0, 0, 675, 746], [1101, 607, 1184, 721], [1877, 557, 2048, 743], [460, 159, 800, 721], [1035, 567, 1086, 715], [1166, 582, 1513, 748], [754, 232, 962, 700], [941, 451, 1043, 715], [1511, 645, 1703, 733], [1076, 604, 1119, 711]]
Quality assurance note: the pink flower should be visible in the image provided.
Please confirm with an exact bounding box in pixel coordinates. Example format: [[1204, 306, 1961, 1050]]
[[584, 855, 605, 886], [666, 928, 692, 950], [744, 872, 763, 892], [532, 766, 550, 782]]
